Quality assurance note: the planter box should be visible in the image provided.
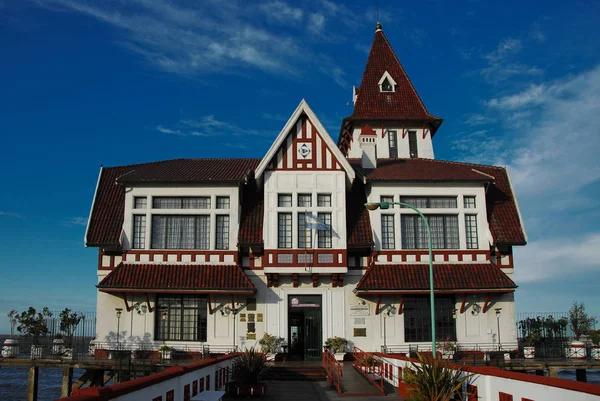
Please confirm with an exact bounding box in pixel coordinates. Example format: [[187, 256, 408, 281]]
[[334, 352, 346, 362], [228, 383, 267, 397], [2, 339, 19, 358], [523, 346, 535, 359]]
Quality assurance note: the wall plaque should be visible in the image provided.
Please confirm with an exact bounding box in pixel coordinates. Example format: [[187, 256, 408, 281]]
[[247, 333, 256, 340], [350, 304, 369, 316], [354, 328, 367, 337], [354, 317, 366, 325], [248, 313, 255, 322], [257, 313, 263, 322], [239, 313, 246, 322]]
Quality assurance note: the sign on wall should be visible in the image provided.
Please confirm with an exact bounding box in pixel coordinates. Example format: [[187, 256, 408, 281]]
[[350, 304, 369, 316]]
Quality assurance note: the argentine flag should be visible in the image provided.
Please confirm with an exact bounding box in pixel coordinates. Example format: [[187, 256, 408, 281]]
[[304, 213, 329, 230]]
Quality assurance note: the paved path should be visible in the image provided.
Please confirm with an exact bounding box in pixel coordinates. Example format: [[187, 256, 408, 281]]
[[223, 380, 404, 401]]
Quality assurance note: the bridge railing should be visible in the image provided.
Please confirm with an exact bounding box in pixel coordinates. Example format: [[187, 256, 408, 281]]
[[377, 353, 600, 401], [56, 353, 238, 401], [352, 346, 385, 394], [322, 347, 342, 394]]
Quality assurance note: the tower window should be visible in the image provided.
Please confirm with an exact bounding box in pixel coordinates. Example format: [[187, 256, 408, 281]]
[[381, 77, 394, 92], [409, 131, 418, 158], [388, 130, 398, 158]]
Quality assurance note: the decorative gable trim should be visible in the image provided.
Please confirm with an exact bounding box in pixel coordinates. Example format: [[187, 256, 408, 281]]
[[84, 166, 103, 247], [255, 99, 355, 182], [378, 71, 396, 92]]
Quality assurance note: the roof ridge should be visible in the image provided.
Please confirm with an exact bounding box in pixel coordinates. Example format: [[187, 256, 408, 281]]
[[103, 157, 262, 169], [346, 157, 508, 171]]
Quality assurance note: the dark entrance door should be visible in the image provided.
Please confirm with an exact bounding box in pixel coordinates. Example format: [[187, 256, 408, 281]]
[[288, 295, 322, 361]]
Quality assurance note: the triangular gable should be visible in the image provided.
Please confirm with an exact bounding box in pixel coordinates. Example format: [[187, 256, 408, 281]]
[[255, 99, 355, 182]]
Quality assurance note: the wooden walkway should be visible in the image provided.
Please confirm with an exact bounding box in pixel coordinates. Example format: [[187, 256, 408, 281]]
[[222, 379, 404, 400]]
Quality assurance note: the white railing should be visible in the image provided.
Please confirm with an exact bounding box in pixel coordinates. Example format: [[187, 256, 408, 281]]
[[377, 353, 600, 401]]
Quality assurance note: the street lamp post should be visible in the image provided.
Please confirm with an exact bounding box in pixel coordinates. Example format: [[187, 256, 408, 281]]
[[365, 201, 436, 352], [495, 308, 502, 350], [115, 308, 122, 350]]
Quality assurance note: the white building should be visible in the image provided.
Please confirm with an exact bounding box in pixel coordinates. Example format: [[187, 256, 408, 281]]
[[85, 23, 526, 360]]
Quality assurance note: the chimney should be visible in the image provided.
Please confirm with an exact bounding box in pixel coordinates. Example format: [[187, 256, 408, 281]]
[[359, 124, 377, 169]]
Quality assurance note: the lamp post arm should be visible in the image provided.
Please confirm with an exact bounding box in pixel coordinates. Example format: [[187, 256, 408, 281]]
[[382, 201, 436, 352]]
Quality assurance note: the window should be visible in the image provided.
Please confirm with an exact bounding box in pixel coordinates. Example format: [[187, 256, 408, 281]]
[[409, 131, 418, 158], [153, 197, 210, 209], [155, 295, 207, 341], [215, 215, 229, 250], [298, 194, 312, 207], [278, 194, 292, 207], [381, 195, 394, 208], [216, 196, 230, 209], [133, 215, 146, 249], [134, 197, 147, 209], [401, 215, 459, 249], [298, 213, 312, 248], [464, 196, 476, 209], [317, 194, 331, 207], [278, 213, 292, 248], [381, 77, 394, 92], [151, 215, 210, 249], [388, 130, 398, 158], [317, 212, 332, 248], [404, 296, 456, 342], [381, 215, 395, 249], [465, 215, 478, 249], [400, 196, 457, 209]]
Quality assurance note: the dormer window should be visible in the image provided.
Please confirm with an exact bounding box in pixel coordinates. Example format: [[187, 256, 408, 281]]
[[378, 71, 397, 92]]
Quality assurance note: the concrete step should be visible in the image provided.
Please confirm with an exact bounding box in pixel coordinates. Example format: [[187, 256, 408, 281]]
[[266, 366, 326, 381]]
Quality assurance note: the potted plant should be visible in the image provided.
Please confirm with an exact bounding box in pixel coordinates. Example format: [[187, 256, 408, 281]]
[[568, 301, 597, 358], [325, 337, 347, 361], [16, 307, 53, 359], [52, 333, 66, 357], [2, 310, 19, 358], [523, 332, 541, 359], [59, 308, 83, 359], [159, 344, 172, 360], [437, 337, 457, 359], [229, 347, 269, 396], [258, 333, 284, 361], [403, 353, 477, 401]]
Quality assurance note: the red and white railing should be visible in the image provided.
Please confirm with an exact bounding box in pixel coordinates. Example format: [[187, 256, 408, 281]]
[[322, 347, 342, 394], [352, 346, 385, 395]]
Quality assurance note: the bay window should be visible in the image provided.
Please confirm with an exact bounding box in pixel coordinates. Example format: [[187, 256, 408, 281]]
[[401, 215, 459, 249], [151, 215, 210, 249], [215, 215, 229, 250], [278, 213, 292, 248], [317, 212, 332, 248], [381, 215, 395, 249]]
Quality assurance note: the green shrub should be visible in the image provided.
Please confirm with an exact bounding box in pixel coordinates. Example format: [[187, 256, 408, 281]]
[[325, 337, 347, 353], [233, 347, 270, 385], [258, 333, 284, 354]]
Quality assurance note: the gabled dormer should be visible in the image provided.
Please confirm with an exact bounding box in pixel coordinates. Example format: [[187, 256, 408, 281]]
[[378, 71, 396, 92], [338, 23, 443, 162]]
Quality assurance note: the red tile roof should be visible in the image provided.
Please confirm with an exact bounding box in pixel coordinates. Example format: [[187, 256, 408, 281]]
[[238, 180, 264, 246], [356, 263, 517, 293], [350, 25, 442, 126], [116, 158, 260, 183], [348, 158, 526, 245], [349, 158, 492, 182], [346, 180, 374, 246], [98, 264, 255, 293], [86, 159, 260, 247], [86, 166, 128, 247]]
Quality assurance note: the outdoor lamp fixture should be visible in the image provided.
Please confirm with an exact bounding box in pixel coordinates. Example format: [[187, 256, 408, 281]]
[[365, 201, 437, 352], [161, 311, 168, 345], [133, 302, 147, 315], [115, 308, 123, 348], [452, 309, 458, 320], [495, 308, 502, 348], [222, 306, 232, 316], [472, 303, 481, 315]]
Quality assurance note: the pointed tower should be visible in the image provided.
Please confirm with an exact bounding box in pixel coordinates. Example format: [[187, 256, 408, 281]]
[[339, 23, 442, 163]]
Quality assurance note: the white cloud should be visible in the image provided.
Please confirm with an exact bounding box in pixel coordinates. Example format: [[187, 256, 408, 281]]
[[486, 84, 555, 109], [156, 125, 184, 135], [259, 1, 303, 23], [480, 38, 543, 84], [464, 113, 494, 126], [64, 217, 87, 227], [0, 211, 21, 218], [261, 112, 288, 122], [308, 13, 326, 35], [515, 233, 600, 283]]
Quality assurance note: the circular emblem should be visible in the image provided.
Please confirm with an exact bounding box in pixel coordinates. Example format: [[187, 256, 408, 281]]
[[299, 143, 311, 159]]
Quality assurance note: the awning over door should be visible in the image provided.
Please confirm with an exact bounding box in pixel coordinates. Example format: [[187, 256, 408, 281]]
[[97, 263, 256, 294]]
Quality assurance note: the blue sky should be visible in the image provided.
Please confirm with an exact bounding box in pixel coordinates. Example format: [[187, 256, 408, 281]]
[[0, 0, 599, 333]]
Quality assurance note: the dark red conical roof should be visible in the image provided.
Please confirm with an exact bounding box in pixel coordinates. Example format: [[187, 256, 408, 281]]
[[350, 24, 442, 125]]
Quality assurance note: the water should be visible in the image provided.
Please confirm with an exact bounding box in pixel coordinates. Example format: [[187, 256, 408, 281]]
[[0, 367, 86, 401]]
